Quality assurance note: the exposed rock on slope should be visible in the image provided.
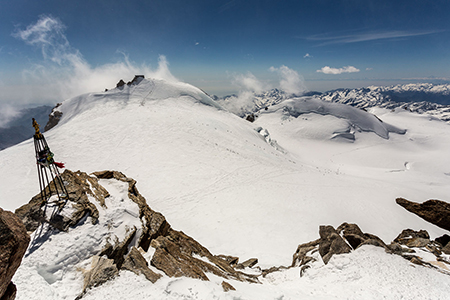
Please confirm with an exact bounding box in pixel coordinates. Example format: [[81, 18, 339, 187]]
[[0, 208, 30, 300], [291, 223, 450, 277], [16, 169, 260, 298], [396, 198, 450, 232]]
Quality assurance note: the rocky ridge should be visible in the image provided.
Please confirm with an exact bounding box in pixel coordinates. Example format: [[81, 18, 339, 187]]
[[11, 170, 450, 298]]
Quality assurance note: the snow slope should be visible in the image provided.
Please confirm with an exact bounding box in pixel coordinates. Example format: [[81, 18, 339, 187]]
[[1, 78, 450, 299]]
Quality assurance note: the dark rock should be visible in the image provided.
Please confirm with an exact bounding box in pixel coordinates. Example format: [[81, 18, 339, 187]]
[[435, 234, 450, 247], [236, 258, 258, 269], [292, 239, 319, 267], [394, 229, 430, 248], [221, 281, 236, 292], [396, 198, 450, 231], [99, 227, 136, 269], [116, 79, 126, 89], [336, 223, 388, 250], [122, 247, 162, 283], [216, 255, 239, 266], [16, 170, 109, 232], [300, 265, 310, 277], [1, 282, 16, 300], [261, 266, 288, 278], [319, 225, 352, 264], [0, 208, 30, 300], [44, 103, 63, 132], [245, 114, 256, 122], [80, 256, 118, 296]]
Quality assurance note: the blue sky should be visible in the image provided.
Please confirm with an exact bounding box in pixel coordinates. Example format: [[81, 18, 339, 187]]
[[1, 0, 450, 106]]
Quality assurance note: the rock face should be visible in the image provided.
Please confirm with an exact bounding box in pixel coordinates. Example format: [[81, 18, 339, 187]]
[[318, 225, 352, 264], [44, 103, 63, 132], [396, 198, 450, 231], [15, 170, 109, 232], [19, 169, 260, 296], [0, 208, 30, 300], [292, 223, 450, 277]]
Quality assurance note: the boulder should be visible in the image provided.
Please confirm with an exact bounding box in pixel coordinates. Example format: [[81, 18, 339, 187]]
[[221, 281, 236, 292], [394, 229, 430, 248], [79, 256, 118, 297], [318, 225, 352, 264], [435, 234, 450, 247], [122, 247, 162, 283], [336, 223, 387, 250], [0, 208, 30, 300], [44, 103, 63, 132], [396, 198, 450, 231], [236, 258, 258, 269]]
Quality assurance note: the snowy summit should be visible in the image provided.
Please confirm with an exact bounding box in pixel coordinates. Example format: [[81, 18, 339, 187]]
[[1, 77, 450, 299]]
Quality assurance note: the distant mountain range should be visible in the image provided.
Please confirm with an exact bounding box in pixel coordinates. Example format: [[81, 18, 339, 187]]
[[213, 83, 450, 122], [0, 105, 52, 150]]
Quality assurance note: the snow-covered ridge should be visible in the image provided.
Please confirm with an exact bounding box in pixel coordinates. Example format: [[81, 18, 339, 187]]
[[264, 97, 406, 140], [52, 77, 223, 128]]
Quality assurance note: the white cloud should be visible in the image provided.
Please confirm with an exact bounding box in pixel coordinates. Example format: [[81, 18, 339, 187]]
[[316, 66, 360, 75], [270, 65, 307, 94], [303, 53, 312, 58], [231, 72, 266, 93], [9, 15, 178, 105], [366, 67, 373, 71]]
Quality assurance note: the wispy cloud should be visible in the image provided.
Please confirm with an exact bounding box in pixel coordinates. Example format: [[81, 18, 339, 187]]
[[317, 66, 360, 75], [9, 15, 178, 105], [303, 53, 312, 58], [306, 29, 442, 46]]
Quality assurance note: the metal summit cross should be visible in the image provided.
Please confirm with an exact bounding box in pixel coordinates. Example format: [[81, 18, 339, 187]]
[[32, 118, 69, 223]]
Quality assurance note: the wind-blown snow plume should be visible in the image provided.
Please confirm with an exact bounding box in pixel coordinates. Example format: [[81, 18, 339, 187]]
[[11, 15, 177, 105], [269, 65, 307, 94]]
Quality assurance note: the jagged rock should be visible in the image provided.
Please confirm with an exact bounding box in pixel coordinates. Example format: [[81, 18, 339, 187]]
[[292, 239, 319, 267], [442, 243, 450, 255], [80, 256, 118, 295], [318, 225, 352, 264], [394, 229, 430, 248], [116, 79, 126, 88], [99, 227, 136, 269], [44, 103, 63, 132], [150, 234, 210, 280], [15, 170, 109, 232], [435, 234, 450, 247], [221, 281, 236, 292], [122, 247, 162, 283], [92, 170, 171, 251], [1, 282, 16, 300], [337, 223, 388, 250], [216, 255, 239, 266], [261, 266, 288, 277], [396, 198, 450, 231], [300, 265, 310, 277], [0, 208, 30, 300], [236, 258, 258, 269]]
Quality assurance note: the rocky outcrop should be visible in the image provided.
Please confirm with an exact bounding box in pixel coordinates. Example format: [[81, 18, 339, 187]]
[[318, 225, 352, 264], [44, 103, 63, 132], [78, 256, 119, 299], [19, 169, 261, 297], [0, 208, 30, 300], [150, 229, 259, 283], [122, 247, 161, 283], [15, 170, 109, 232], [396, 198, 450, 231], [292, 224, 450, 277]]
